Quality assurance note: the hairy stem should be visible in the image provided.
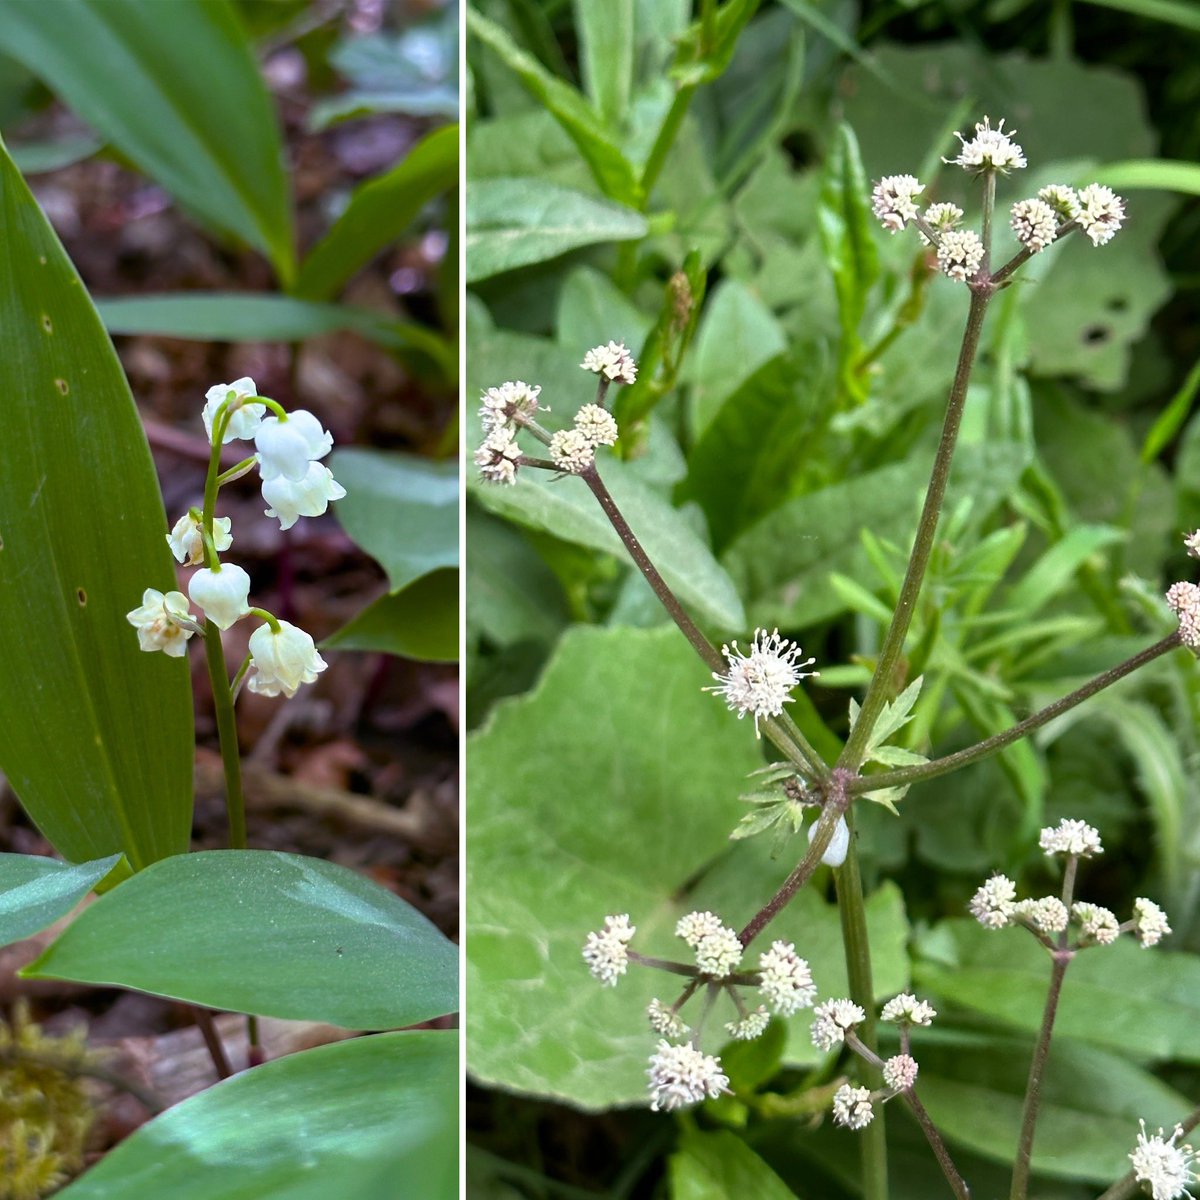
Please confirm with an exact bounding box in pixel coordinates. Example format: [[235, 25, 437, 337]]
[[906, 1090, 972, 1200], [1095, 1102, 1200, 1200]]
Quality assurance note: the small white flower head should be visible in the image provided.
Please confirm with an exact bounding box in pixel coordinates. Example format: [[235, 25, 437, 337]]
[[475, 426, 523, 485], [187, 563, 251, 631], [574, 403, 619, 448], [832, 1083, 875, 1130], [203, 377, 262, 444], [757, 940, 817, 1015], [937, 229, 985, 282], [247, 619, 327, 698], [882, 1054, 919, 1092], [549, 428, 595, 474], [254, 410, 334, 482], [479, 380, 542, 432], [1129, 1120, 1198, 1200], [262, 462, 346, 531], [970, 874, 1018, 929], [648, 999, 689, 1039], [948, 116, 1026, 173], [811, 998, 865, 1052], [706, 629, 817, 736], [1010, 198, 1059, 253], [1014, 896, 1070, 935], [1040, 817, 1103, 859], [1133, 898, 1172, 948], [1167, 581, 1200, 650], [725, 1007, 770, 1041], [809, 812, 850, 868], [694, 924, 744, 978], [166, 513, 232, 566], [126, 588, 196, 657], [881, 993, 937, 1027], [1077, 183, 1126, 247], [1072, 902, 1121, 946], [871, 174, 924, 233], [581, 341, 638, 386], [676, 910, 725, 948], [583, 914, 635, 986], [918, 201, 963, 245], [1184, 530, 1200, 559], [647, 1040, 729, 1112], [1038, 185, 1080, 220]]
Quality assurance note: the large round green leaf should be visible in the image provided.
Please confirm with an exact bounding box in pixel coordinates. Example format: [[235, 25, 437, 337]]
[[25, 851, 457, 1029], [56, 1031, 457, 1200], [0, 136, 193, 870]]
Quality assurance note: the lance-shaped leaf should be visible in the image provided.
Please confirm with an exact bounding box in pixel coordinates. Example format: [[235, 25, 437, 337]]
[[0, 136, 193, 870], [0, 853, 121, 947]]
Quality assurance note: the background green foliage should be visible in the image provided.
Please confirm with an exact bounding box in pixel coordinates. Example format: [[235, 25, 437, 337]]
[[466, 1, 1200, 1195]]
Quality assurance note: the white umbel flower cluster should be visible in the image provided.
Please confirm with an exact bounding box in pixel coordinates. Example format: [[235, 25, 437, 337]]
[[647, 1040, 729, 1112], [881, 993, 937, 1027], [1014, 896, 1070, 935], [725, 1007, 770, 1041], [882, 1053, 919, 1092], [582, 341, 638, 386], [1129, 1120, 1199, 1200], [706, 628, 818, 736], [1039, 185, 1081, 220], [1040, 818, 1103, 858], [871, 174, 924, 233], [648, 998, 689, 1039], [548, 428, 595, 474], [1133, 898, 1172, 948], [582, 914, 636, 986], [757, 940, 817, 1015], [970, 874, 1018, 929], [1166, 581, 1200, 650], [832, 1083, 875, 1129], [479, 380, 542, 433], [937, 229, 985, 282], [811, 998, 865, 1052], [1010, 198, 1059, 252], [1077, 183, 1126, 247], [1185, 530, 1200, 559], [574, 403, 619, 447], [1072, 902, 1120, 946], [694, 923, 744, 978], [947, 116, 1026, 173], [676, 910, 725, 947], [475, 427, 522, 485]]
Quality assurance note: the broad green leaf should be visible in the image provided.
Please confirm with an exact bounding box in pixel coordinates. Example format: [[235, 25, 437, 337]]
[[56, 1031, 457, 1200], [330, 448, 458, 593], [915, 919, 1200, 1062], [466, 177, 648, 283], [670, 1129, 796, 1200], [0, 136, 193, 870], [0, 0, 294, 282], [555, 265, 653, 355], [96, 293, 455, 379], [323, 570, 458, 662], [0, 853, 121, 947], [26, 851, 457, 1029], [467, 9, 642, 206], [574, 0, 633, 126], [467, 626, 906, 1108], [296, 123, 458, 301], [1097, 158, 1200, 195]]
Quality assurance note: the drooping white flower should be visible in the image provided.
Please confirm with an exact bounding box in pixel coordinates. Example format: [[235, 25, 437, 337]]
[[1077, 183, 1125, 247], [832, 1084, 875, 1129], [757, 940, 817, 1015], [581, 341, 637, 386], [583, 914, 635, 986], [811, 998, 865, 1052], [254, 410, 334, 482], [1167, 581, 1200, 650], [574, 403, 619, 447], [262, 462, 346, 531], [126, 588, 196, 657], [647, 1040, 729, 1112], [1010, 198, 1059, 252], [1014, 896, 1070, 935], [188, 564, 251, 631], [166, 513, 232, 566], [549, 428, 595, 474], [1184, 530, 1200, 560], [1040, 818, 1103, 858], [871, 174, 924, 233], [936, 229, 985, 282], [1072, 902, 1121, 946], [970, 874, 1017, 929], [202, 377, 263, 444], [947, 116, 1026, 173], [1129, 1120, 1199, 1200], [881, 993, 937, 1027], [882, 1054, 919, 1092], [1038, 185, 1080, 220], [809, 813, 850, 868], [725, 1007, 770, 1041], [694, 924, 743, 978], [706, 628, 818, 736], [1133, 898, 1172, 948], [479, 380, 542, 432], [246, 620, 327, 698], [676, 910, 725, 948], [918, 201, 963, 245], [648, 999, 689, 1039], [475, 427, 523, 485]]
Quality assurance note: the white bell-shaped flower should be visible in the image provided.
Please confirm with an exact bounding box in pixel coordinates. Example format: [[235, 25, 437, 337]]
[[188, 564, 251, 630], [254, 410, 333, 482], [247, 620, 327, 698], [167, 513, 232, 566], [126, 588, 195, 657], [202, 377, 263, 445], [262, 462, 346, 531]]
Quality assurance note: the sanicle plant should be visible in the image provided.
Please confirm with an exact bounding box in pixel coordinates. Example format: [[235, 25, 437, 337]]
[[476, 117, 1199, 1199]]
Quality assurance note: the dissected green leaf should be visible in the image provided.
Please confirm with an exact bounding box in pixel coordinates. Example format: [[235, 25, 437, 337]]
[[0, 853, 121, 947], [26, 851, 457, 1029]]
